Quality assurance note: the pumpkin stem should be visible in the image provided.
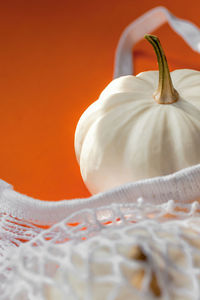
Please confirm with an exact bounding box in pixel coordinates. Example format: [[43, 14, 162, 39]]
[[144, 34, 179, 104]]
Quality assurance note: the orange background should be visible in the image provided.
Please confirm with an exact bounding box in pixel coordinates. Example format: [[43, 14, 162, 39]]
[[1, 0, 200, 201]]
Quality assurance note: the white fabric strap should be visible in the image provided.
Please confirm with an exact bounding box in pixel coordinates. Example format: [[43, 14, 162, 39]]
[[1, 7, 200, 225], [114, 6, 200, 78], [0, 163, 200, 225]]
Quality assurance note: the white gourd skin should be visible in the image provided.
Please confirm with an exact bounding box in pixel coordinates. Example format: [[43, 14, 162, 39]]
[[75, 37, 200, 195]]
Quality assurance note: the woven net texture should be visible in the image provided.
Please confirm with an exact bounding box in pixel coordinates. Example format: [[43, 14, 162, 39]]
[[1, 199, 200, 300]]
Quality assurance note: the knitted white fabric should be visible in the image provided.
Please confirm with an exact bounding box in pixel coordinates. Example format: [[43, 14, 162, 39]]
[[1, 162, 200, 225], [1, 6, 200, 300]]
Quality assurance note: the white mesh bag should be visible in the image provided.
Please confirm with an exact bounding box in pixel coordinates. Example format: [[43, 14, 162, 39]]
[[2, 199, 200, 300], [1, 6, 200, 300]]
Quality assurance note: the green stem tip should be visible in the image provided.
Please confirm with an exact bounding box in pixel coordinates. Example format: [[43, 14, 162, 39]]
[[144, 34, 179, 104]]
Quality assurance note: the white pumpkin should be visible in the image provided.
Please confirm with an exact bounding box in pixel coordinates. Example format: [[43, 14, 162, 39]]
[[75, 35, 200, 195]]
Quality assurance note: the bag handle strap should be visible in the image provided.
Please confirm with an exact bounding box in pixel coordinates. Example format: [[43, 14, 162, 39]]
[[114, 6, 200, 78]]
